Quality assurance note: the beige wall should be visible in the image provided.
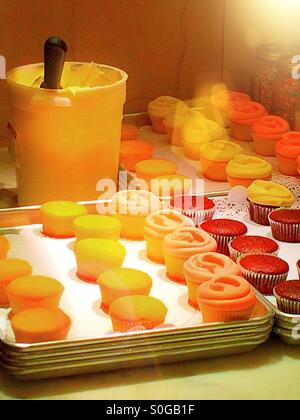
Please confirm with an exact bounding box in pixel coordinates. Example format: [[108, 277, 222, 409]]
[[0, 0, 225, 139]]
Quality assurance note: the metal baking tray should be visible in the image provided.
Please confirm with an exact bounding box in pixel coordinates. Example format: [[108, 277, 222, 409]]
[[0, 199, 274, 380]]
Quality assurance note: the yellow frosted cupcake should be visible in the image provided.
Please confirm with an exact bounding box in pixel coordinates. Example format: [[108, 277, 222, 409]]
[[247, 180, 295, 226], [199, 140, 243, 182], [98, 268, 153, 313], [226, 154, 273, 188], [135, 159, 177, 182], [41, 201, 88, 239], [109, 190, 161, 240], [109, 295, 168, 332], [0, 259, 32, 307], [144, 210, 194, 263], [6, 275, 64, 315], [73, 215, 122, 241], [148, 96, 188, 134], [11, 308, 71, 344], [163, 109, 190, 146], [75, 239, 126, 283], [150, 174, 192, 198], [182, 111, 228, 160], [0, 236, 9, 259], [163, 227, 218, 284]]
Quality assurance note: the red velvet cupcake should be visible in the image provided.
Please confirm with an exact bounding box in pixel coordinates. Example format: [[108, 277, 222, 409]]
[[274, 281, 300, 314], [238, 254, 289, 294], [269, 209, 300, 243], [201, 219, 248, 255], [229, 236, 279, 262], [171, 195, 216, 225]]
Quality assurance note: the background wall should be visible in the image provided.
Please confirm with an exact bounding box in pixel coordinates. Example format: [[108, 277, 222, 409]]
[[0, 0, 225, 140]]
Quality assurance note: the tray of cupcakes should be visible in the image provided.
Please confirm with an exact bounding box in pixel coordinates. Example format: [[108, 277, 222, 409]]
[[0, 190, 275, 380]]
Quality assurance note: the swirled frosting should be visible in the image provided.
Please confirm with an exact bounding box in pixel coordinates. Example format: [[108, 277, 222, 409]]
[[199, 140, 243, 162], [182, 111, 227, 144], [163, 227, 217, 258], [211, 90, 250, 112], [276, 132, 300, 159], [184, 252, 240, 284], [144, 210, 194, 240], [252, 115, 290, 140], [197, 275, 257, 311], [247, 180, 295, 207], [229, 101, 266, 125], [148, 97, 188, 119], [226, 154, 272, 179], [110, 190, 161, 216]]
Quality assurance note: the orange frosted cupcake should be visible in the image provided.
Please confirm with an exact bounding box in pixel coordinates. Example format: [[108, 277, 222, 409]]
[[144, 210, 194, 263], [0, 259, 32, 307], [252, 115, 290, 157], [226, 154, 273, 188], [11, 308, 71, 343], [6, 275, 64, 315], [184, 253, 240, 309], [230, 101, 267, 142], [0, 236, 9, 259], [148, 97, 188, 134], [276, 132, 300, 176], [98, 268, 152, 313], [163, 227, 218, 284], [211, 90, 251, 128], [199, 140, 243, 182], [135, 159, 177, 182], [109, 295, 168, 332], [120, 141, 153, 172], [121, 124, 139, 141], [41, 201, 88, 239], [197, 275, 257, 323]]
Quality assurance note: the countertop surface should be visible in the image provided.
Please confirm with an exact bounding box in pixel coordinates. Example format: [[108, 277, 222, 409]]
[[1, 337, 300, 400]]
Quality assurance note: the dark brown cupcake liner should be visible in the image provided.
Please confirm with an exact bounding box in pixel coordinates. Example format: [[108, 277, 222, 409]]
[[208, 233, 236, 256], [173, 207, 216, 225], [247, 200, 277, 226]]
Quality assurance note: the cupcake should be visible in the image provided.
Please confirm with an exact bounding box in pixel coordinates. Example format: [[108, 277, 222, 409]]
[[0, 259, 32, 307], [297, 260, 300, 280], [73, 215, 122, 241], [197, 275, 257, 323], [201, 219, 248, 255], [11, 308, 71, 343], [276, 132, 300, 176], [144, 210, 194, 263], [0, 236, 9, 259], [229, 236, 279, 262], [163, 109, 190, 147], [247, 180, 295, 226], [148, 97, 188, 134], [98, 268, 153, 313], [181, 111, 227, 160], [109, 190, 161, 240], [121, 124, 139, 141], [120, 141, 153, 172], [297, 155, 300, 176], [40, 201, 88, 239], [135, 159, 177, 182], [109, 295, 168, 332], [199, 140, 243, 182], [269, 209, 300, 243], [150, 175, 191, 198], [74, 239, 126, 283], [229, 101, 267, 142], [6, 275, 65, 315], [274, 281, 300, 314], [252, 115, 290, 157], [163, 227, 218, 284], [238, 254, 289, 295], [184, 253, 240, 309], [170, 195, 216, 225], [226, 154, 273, 188], [211, 89, 251, 128]]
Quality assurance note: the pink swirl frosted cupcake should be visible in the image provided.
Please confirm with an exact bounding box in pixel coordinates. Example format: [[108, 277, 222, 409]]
[[162, 227, 217, 284], [184, 253, 240, 309]]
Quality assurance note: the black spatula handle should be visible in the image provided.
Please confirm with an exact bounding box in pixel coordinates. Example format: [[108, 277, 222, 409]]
[[41, 37, 68, 89]]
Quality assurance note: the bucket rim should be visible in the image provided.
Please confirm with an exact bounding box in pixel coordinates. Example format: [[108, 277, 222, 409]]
[[6, 62, 128, 93]]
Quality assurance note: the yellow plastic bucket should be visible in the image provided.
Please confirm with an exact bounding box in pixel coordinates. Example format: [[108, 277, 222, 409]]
[[7, 62, 128, 206]]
